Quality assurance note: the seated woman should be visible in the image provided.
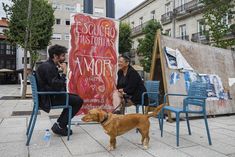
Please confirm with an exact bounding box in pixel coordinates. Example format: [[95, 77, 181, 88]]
[[113, 54, 148, 114]]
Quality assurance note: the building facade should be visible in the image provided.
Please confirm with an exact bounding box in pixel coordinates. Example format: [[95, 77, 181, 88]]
[[120, 0, 235, 55], [48, 0, 106, 49], [1, 0, 107, 66], [0, 17, 18, 84]]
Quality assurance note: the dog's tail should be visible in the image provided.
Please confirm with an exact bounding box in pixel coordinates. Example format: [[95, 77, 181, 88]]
[[147, 104, 165, 118]]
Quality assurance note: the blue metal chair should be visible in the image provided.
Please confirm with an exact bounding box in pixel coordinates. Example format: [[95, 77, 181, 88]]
[[136, 80, 160, 114], [135, 81, 162, 130], [26, 74, 72, 146], [160, 81, 212, 146]]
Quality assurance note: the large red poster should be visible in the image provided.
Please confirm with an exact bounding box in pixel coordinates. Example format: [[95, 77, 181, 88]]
[[68, 13, 119, 114]]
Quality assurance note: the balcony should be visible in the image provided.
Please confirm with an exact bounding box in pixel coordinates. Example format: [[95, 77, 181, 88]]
[[131, 20, 150, 37], [174, 0, 204, 19], [161, 11, 173, 25], [224, 31, 235, 40], [176, 35, 189, 41], [191, 32, 209, 44], [186, 0, 204, 12]]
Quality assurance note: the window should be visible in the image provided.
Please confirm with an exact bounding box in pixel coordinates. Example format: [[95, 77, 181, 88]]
[[76, 3, 81, 12], [178, 0, 185, 6], [56, 19, 61, 25], [0, 42, 6, 54], [52, 33, 62, 40], [139, 17, 143, 25], [179, 24, 187, 39], [197, 19, 206, 35], [11, 60, 16, 69], [6, 60, 11, 69], [178, 0, 185, 11], [64, 4, 76, 12], [94, 7, 104, 16], [0, 42, 16, 55], [151, 10, 155, 19], [52, 3, 62, 10], [131, 21, 135, 28], [22, 57, 30, 64], [81, 5, 84, 12], [64, 34, 70, 40], [222, 14, 229, 25], [6, 45, 11, 55], [165, 2, 171, 13], [0, 60, 4, 68], [65, 20, 70, 26], [165, 29, 171, 37]]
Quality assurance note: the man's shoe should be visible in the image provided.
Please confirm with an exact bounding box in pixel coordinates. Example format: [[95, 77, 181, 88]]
[[51, 123, 73, 136]]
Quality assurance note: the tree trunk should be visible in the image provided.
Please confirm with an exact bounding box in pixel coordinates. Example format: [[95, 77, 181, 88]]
[[21, 0, 32, 99]]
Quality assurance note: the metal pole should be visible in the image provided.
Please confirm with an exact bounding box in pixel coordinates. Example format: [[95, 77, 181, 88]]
[[106, 0, 115, 18], [83, 0, 93, 14]]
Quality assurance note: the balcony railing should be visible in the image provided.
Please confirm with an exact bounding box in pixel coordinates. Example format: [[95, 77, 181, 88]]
[[191, 32, 209, 44], [174, 0, 204, 18], [131, 20, 151, 37], [225, 31, 235, 39], [176, 35, 189, 41], [161, 11, 173, 25], [186, 0, 204, 12]]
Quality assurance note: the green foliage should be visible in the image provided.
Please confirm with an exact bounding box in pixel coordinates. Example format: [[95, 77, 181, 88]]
[[137, 20, 162, 72], [3, 0, 54, 68], [200, 0, 235, 48], [119, 22, 132, 54]]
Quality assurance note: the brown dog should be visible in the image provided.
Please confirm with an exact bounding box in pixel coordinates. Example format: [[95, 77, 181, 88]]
[[81, 104, 164, 150]]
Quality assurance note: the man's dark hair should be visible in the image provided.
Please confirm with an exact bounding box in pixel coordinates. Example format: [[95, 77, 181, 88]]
[[119, 53, 131, 63], [48, 44, 68, 59]]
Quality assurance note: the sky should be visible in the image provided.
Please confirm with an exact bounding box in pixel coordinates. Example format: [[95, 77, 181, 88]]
[[0, 0, 145, 19], [0, 0, 11, 18], [115, 0, 145, 19]]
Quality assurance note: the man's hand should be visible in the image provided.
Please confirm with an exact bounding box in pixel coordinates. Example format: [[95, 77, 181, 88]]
[[58, 62, 67, 75], [118, 88, 125, 94]]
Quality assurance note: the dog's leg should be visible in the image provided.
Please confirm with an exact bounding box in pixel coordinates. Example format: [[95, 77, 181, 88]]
[[108, 136, 116, 151], [139, 128, 150, 149], [143, 131, 150, 150], [137, 129, 144, 145]]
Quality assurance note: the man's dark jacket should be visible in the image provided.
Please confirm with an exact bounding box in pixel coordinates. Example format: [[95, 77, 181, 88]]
[[36, 59, 66, 113], [117, 66, 148, 105]]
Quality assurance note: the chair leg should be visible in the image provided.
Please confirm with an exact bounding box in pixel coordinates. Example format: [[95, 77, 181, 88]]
[[26, 104, 36, 135], [136, 105, 139, 113], [185, 112, 191, 135], [67, 106, 72, 141], [160, 109, 164, 137], [203, 113, 212, 145], [176, 113, 180, 147], [26, 106, 38, 146], [158, 114, 162, 130], [144, 106, 149, 115]]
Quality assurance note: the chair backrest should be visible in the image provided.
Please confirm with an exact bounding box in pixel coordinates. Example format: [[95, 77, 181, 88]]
[[145, 80, 160, 105], [185, 81, 207, 107], [188, 81, 207, 97], [28, 75, 39, 106]]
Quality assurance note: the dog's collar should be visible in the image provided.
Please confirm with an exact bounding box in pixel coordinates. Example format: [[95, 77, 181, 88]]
[[100, 113, 109, 125]]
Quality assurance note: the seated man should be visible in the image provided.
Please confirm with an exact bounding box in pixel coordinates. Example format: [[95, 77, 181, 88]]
[[36, 44, 83, 136], [113, 54, 148, 114]]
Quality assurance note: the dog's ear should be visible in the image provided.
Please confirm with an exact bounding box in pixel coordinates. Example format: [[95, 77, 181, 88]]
[[97, 110, 105, 122]]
